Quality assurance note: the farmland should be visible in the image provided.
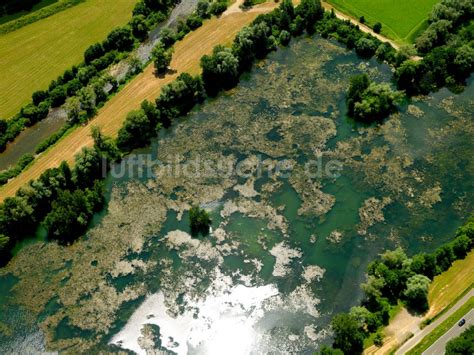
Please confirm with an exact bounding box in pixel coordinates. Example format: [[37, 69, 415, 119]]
[[325, 0, 439, 44], [0, 0, 136, 119]]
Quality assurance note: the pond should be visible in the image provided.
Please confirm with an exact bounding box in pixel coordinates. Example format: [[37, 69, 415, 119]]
[[0, 35, 472, 353]]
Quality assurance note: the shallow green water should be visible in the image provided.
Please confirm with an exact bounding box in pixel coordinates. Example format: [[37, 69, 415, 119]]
[[0, 35, 473, 354]]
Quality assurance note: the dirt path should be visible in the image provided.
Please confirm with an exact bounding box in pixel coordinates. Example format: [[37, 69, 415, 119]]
[[321, 2, 422, 61], [365, 308, 422, 355], [0, 1, 278, 201]]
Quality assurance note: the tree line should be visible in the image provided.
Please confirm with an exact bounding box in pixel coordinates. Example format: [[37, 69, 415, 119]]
[[319, 215, 474, 354]]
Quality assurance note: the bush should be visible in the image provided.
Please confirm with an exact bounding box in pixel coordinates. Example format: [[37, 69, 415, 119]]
[[189, 206, 212, 235], [373, 332, 384, 347], [373, 22, 382, 33]]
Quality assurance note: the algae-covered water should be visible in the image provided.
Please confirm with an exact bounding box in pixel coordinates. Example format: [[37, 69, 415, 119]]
[[0, 36, 473, 354]]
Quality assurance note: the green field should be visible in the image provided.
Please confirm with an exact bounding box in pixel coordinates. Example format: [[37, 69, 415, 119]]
[[0, 0, 137, 119], [326, 0, 439, 44]]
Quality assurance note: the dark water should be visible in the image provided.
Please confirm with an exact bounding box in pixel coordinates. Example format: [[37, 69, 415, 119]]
[[0, 35, 473, 354], [0, 109, 67, 171]]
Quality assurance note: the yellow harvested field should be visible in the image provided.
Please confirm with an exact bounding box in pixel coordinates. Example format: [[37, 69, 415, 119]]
[[0, 0, 137, 119], [0, 1, 278, 201]]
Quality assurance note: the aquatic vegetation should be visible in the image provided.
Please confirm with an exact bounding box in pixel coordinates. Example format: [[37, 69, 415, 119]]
[[0, 33, 472, 353]]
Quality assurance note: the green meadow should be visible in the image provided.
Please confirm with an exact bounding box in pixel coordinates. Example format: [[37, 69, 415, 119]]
[[0, 0, 136, 119], [327, 0, 439, 44]]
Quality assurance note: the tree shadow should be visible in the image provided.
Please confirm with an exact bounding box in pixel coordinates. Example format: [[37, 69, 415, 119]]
[[154, 68, 178, 79]]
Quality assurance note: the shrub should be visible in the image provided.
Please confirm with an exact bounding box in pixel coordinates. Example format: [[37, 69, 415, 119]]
[[189, 206, 212, 235], [373, 22, 382, 33]]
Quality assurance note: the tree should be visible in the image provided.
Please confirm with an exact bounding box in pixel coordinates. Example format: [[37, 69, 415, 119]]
[[43, 182, 104, 244], [279, 30, 291, 46], [349, 306, 374, 332], [103, 27, 134, 52], [64, 96, 81, 123], [446, 326, 474, 355], [359, 16, 365, 24], [66, 79, 83, 96], [348, 80, 403, 122], [373, 22, 382, 33], [451, 235, 471, 259], [232, 26, 257, 71], [395, 60, 425, 95], [410, 253, 436, 279], [201, 45, 240, 95], [295, 0, 323, 34], [21, 102, 49, 124], [160, 28, 176, 48], [186, 13, 203, 30], [453, 45, 474, 79], [435, 244, 456, 273], [72, 147, 105, 188], [209, 0, 227, 16], [32, 90, 48, 106], [152, 42, 173, 75], [91, 126, 120, 161], [78, 86, 97, 117], [197, 0, 210, 19], [355, 37, 378, 58], [117, 109, 154, 151], [381, 248, 408, 269], [49, 86, 67, 107], [77, 65, 97, 86], [403, 274, 431, 312], [130, 15, 149, 40], [331, 313, 366, 354], [279, 0, 295, 30], [347, 74, 370, 115], [189, 206, 212, 235], [84, 43, 104, 65], [156, 73, 205, 125]]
